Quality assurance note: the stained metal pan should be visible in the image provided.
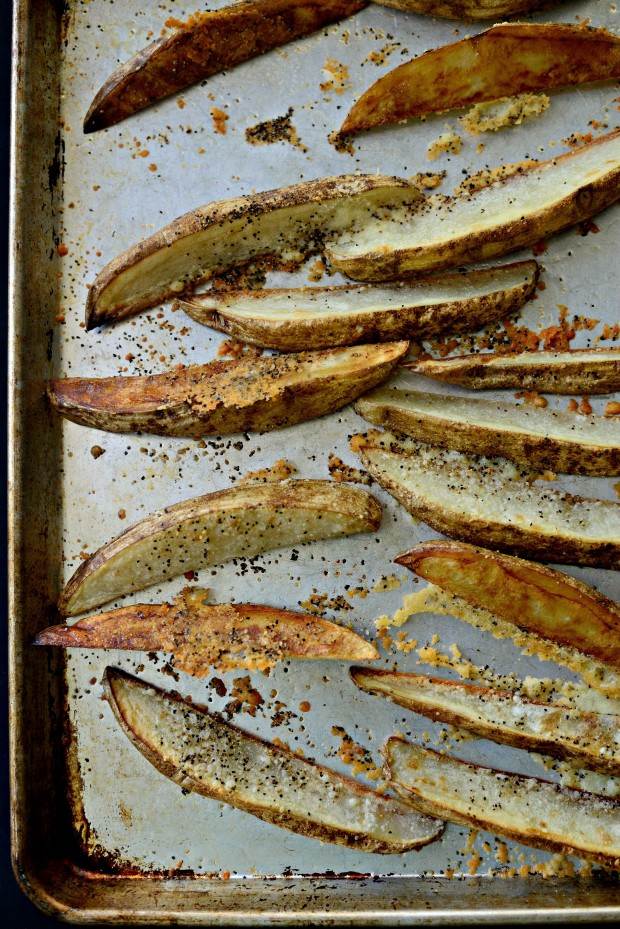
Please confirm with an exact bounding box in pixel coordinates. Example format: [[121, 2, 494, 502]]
[[9, 0, 620, 922]]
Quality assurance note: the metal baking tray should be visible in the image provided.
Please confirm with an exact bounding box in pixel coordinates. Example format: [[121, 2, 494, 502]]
[[9, 0, 620, 922]]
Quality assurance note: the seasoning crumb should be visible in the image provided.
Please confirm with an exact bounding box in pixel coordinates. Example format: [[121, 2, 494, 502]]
[[90, 445, 105, 459], [210, 107, 229, 135], [427, 131, 462, 162]]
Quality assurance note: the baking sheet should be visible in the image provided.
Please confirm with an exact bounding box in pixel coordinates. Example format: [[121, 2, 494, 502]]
[[10, 0, 620, 919]]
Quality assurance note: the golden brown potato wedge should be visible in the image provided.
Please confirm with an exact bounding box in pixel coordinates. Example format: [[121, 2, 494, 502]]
[[177, 261, 538, 351], [59, 480, 382, 617], [84, 0, 367, 133], [341, 23, 620, 134], [405, 347, 620, 394], [35, 590, 379, 673], [355, 387, 620, 475], [104, 668, 444, 853], [355, 437, 620, 568], [327, 130, 620, 280], [370, 1, 560, 20], [47, 342, 408, 438], [85, 175, 422, 329], [384, 738, 620, 869], [397, 540, 620, 677], [352, 668, 620, 776]]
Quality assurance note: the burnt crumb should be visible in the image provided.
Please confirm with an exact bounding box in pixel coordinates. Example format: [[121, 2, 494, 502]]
[[245, 107, 307, 153]]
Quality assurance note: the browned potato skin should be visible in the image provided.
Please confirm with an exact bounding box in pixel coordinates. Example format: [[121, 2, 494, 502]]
[[384, 738, 620, 869], [371, 1, 558, 19], [356, 390, 620, 476], [84, 0, 367, 132], [329, 132, 620, 281], [104, 668, 444, 854], [342, 22, 620, 134], [406, 348, 620, 394], [47, 342, 408, 438], [357, 442, 620, 569], [34, 602, 379, 669], [178, 261, 538, 351], [396, 540, 620, 669], [85, 175, 421, 329], [352, 668, 620, 775]]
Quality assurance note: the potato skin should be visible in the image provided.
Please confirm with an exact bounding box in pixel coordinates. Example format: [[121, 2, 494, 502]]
[[328, 132, 620, 281], [396, 540, 620, 669], [85, 175, 421, 329], [357, 445, 620, 569], [179, 261, 539, 351], [104, 668, 443, 854], [407, 348, 620, 394], [58, 480, 383, 616], [371, 0, 559, 19], [47, 342, 408, 438], [352, 668, 620, 775], [356, 392, 620, 476], [341, 22, 620, 133], [84, 0, 367, 132], [385, 738, 620, 869]]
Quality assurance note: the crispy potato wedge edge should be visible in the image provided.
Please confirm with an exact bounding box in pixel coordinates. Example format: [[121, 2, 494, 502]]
[[328, 129, 620, 280], [84, 0, 368, 132], [355, 439, 620, 568], [352, 668, 620, 776], [47, 342, 408, 438], [35, 600, 379, 673], [355, 387, 620, 476], [370, 1, 560, 19], [86, 175, 422, 328], [103, 668, 445, 853], [177, 261, 538, 351], [384, 738, 620, 869], [395, 540, 620, 670], [405, 347, 620, 394], [342, 22, 620, 134], [59, 479, 382, 617]]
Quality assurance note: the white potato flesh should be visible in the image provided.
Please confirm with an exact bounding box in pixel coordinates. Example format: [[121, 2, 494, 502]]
[[355, 387, 620, 474], [352, 670, 620, 775], [87, 176, 422, 326], [183, 262, 536, 322], [357, 442, 620, 567], [105, 669, 444, 853], [59, 480, 381, 616], [328, 132, 620, 277], [409, 348, 620, 393], [358, 388, 617, 446], [385, 738, 620, 868]]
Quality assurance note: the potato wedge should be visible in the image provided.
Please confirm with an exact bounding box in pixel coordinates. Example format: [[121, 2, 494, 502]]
[[355, 387, 620, 475], [405, 347, 620, 394], [341, 23, 620, 134], [85, 175, 422, 329], [327, 130, 620, 280], [104, 668, 444, 853], [397, 541, 620, 677], [47, 342, 408, 438], [385, 738, 620, 869], [84, 0, 367, 133], [59, 480, 382, 617], [352, 668, 620, 775], [355, 438, 620, 567], [177, 261, 538, 351], [370, 1, 560, 20], [35, 592, 379, 673]]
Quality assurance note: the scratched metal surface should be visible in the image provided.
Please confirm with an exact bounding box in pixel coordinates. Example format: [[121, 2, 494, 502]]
[[12, 0, 620, 918]]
